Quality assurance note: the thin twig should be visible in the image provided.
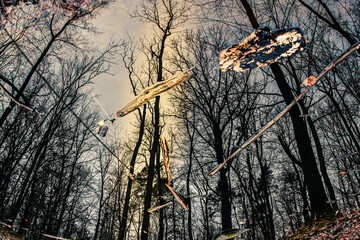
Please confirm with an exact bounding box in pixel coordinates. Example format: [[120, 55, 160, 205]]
[[0, 82, 44, 115], [147, 202, 172, 213], [329, 152, 358, 161]]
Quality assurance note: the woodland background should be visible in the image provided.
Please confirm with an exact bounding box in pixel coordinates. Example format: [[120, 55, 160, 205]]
[[0, 0, 360, 239]]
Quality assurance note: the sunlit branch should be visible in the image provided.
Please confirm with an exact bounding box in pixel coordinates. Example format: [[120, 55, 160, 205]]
[[0, 81, 43, 115], [116, 68, 195, 117]]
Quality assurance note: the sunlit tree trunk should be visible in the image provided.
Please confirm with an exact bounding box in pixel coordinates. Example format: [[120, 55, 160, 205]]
[[214, 124, 232, 230]]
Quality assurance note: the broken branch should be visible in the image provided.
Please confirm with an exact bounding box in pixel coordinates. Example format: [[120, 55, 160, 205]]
[[116, 68, 196, 117]]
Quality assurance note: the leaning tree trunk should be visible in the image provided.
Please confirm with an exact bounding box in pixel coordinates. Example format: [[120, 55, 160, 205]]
[[239, 0, 331, 220], [0, 18, 76, 128]]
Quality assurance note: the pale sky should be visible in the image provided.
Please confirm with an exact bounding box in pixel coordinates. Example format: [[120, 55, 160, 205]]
[[88, 0, 196, 135], [89, 0, 146, 131]]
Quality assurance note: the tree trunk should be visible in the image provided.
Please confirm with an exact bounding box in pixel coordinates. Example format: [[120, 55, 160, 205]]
[[0, 18, 75, 128], [271, 63, 330, 219], [213, 124, 232, 230], [156, 143, 164, 240], [140, 96, 161, 240], [256, 141, 276, 239], [306, 115, 337, 206], [240, 0, 331, 220], [54, 160, 77, 236], [185, 122, 194, 240], [172, 196, 176, 239], [118, 106, 146, 240], [9, 116, 59, 221], [140, 6, 172, 236]]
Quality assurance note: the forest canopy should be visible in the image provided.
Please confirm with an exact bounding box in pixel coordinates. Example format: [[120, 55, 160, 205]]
[[0, 0, 360, 240]]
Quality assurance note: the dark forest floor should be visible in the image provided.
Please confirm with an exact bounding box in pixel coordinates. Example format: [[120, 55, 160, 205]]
[[0, 225, 24, 240], [2, 211, 360, 240], [285, 209, 360, 239]]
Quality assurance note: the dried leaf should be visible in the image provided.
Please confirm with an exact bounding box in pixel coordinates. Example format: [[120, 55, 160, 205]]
[[1, 0, 105, 29], [302, 75, 317, 87], [214, 229, 250, 240]]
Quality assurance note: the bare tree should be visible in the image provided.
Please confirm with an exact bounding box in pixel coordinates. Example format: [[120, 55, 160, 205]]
[[169, 24, 267, 233], [127, 1, 188, 239]]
